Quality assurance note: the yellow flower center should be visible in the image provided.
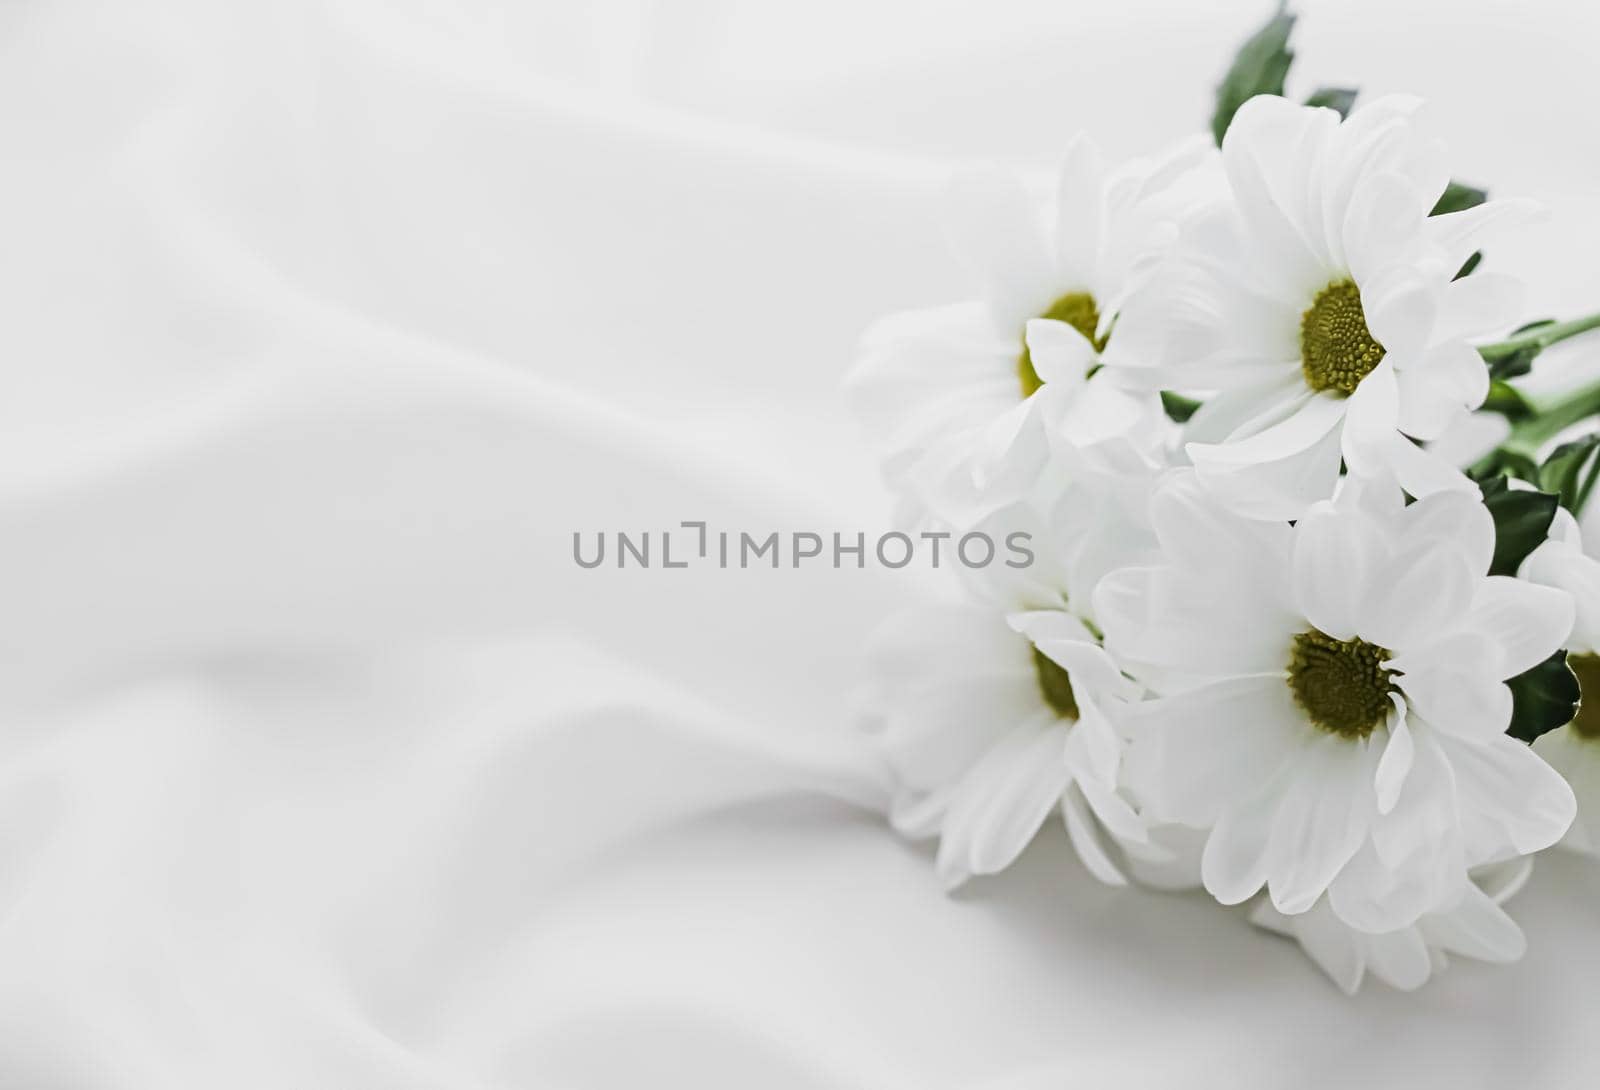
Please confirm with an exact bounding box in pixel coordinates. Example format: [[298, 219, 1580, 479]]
[[1570, 653, 1600, 740], [1032, 647, 1080, 720], [1299, 280, 1386, 395], [1018, 292, 1105, 397], [1288, 630, 1395, 739]]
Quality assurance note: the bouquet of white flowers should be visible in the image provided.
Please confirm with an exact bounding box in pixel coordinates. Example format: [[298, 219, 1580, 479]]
[[848, 3, 1600, 993]]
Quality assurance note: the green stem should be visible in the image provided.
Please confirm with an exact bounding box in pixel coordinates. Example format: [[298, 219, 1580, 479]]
[[1479, 311, 1600, 366], [1497, 376, 1600, 462], [1472, 309, 1600, 473]]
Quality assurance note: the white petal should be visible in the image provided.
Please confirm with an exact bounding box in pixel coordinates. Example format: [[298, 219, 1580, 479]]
[[1340, 358, 1400, 478], [1094, 560, 1297, 685], [1419, 881, 1526, 963], [876, 630, 1037, 792], [1263, 734, 1377, 914], [1363, 926, 1434, 991], [1534, 725, 1600, 853], [1145, 468, 1296, 576], [1291, 900, 1367, 995], [890, 786, 952, 840], [1463, 576, 1575, 680], [1107, 235, 1301, 387], [1011, 610, 1137, 702], [1124, 823, 1205, 890], [1201, 782, 1284, 905], [1336, 467, 1409, 519], [866, 602, 1024, 687], [1422, 410, 1508, 473], [1052, 134, 1106, 289], [932, 719, 1047, 887], [962, 722, 1075, 878], [945, 168, 1058, 326], [1374, 697, 1414, 815], [1181, 373, 1303, 446], [1187, 392, 1345, 467], [970, 394, 1051, 497], [1024, 317, 1097, 386], [1221, 95, 1337, 296], [1063, 693, 1123, 785], [1475, 855, 1534, 905], [1357, 545, 1475, 652], [1333, 729, 1465, 931], [1395, 340, 1491, 439], [1125, 677, 1311, 827], [1439, 731, 1577, 856], [1343, 172, 1427, 286], [1076, 774, 1147, 847], [1292, 499, 1382, 640], [1393, 639, 1512, 744], [1191, 416, 1346, 522], [1521, 534, 1600, 654], [1248, 896, 1295, 938], [1436, 272, 1526, 342], [1365, 271, 1437, 363], [1062, 782, 1128, 886], [1319, 96, 1433, 270], [880, 678, 1035, 794], [1008, 608, 1096, 646], [1328, 838, 1465, 935], [1393, 484, 1494, 576], [848, 303, 1015, 468], [1424, 198, 1543, 277], [1384, 430, 1478, 501]]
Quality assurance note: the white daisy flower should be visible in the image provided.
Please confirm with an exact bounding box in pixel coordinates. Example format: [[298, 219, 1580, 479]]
[[859, 596, 1152, 890], [1114, 94, 1534, 520], [857, 442, 1179, 890], [848, 135, 1218, 525], [1095, 472, 1576, 932], [1521, 506, 1600, 853], [1250, 858, 1532, 995]]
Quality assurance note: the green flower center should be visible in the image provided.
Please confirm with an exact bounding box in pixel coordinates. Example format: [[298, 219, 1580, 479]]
[[1570, 653, 1600, 739], [1288, 630, 1395, 739], [1018, 291, 1105, 398], [1032, 647, 1080, 720], [1299, 280, 1386, 395]]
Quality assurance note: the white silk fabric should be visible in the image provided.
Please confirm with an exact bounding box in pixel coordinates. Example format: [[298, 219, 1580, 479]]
[[2, 1, 1599, 1087]]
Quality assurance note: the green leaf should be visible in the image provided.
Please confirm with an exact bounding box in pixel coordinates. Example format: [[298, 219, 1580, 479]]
[[1538, 433, 1600, 515], [1160, 391, 1203, 423], [1468, 448, 1539, 487], [1480, 475, 1559, 576], [1479, 380, 1534, 421], [1452, 251, 1482, 280], [1304, 86, 1357, 117], [1486, 342, 1544, 381], [1211, 3, 1296, 146], [1481, 322, 1552, 381], [1430, 181, 1488, 217], [1506, 650, 1580, 743]]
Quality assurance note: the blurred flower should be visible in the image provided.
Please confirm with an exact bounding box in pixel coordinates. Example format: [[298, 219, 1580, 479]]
[[859, 598, 1156, 889], [847, 134, 1217, 526], [1522, 507, 1600, 854]]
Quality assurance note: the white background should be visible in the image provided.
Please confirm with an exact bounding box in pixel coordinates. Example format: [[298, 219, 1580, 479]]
[[1, 1, 1598, 1086]]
